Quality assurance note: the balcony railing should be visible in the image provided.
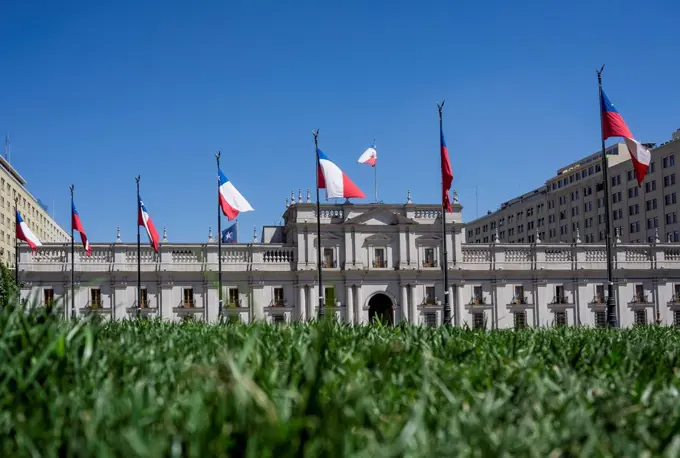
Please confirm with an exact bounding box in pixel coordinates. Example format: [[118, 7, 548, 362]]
[[178, 299, 196, 308], [549, 296, 569, 305], [322, 260, 337, 268], [422, 260, 438, 268], [422, 297, 438, 306], [629, 294, 651, 304], [225, 299, 242, 308], [589, 296, 606, 305], [373, 260, 387, 268], [668, 295, 680, 305], [270, 299, 288, 307], [508, 296, 529, 305], [468, 296, 487, 305]]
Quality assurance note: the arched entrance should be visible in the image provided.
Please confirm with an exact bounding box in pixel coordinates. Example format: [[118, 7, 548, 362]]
[[368, 293, 394, 325]]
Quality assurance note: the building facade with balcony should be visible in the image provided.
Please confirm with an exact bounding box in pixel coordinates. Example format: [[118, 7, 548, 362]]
[[466, 129, 680, 246], [16, 196, 680, 328]]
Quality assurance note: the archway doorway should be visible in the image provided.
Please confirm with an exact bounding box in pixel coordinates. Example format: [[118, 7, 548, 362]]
[[368, 293, 394, 325]]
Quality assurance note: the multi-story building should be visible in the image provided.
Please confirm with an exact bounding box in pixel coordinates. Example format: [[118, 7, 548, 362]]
[[16, 196, 680, 328], [0, 155, 69, 265], [465, 129, 680, 245]]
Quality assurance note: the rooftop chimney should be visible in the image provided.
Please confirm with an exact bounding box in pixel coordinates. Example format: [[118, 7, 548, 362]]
[[673, 128, 680, 140]]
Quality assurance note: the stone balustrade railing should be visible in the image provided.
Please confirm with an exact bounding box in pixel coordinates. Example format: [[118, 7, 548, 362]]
[[461, 243, 680, 271], [19, 243, 296, 273]]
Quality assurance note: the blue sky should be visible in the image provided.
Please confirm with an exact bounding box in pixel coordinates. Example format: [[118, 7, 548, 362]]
[[1, 0, 678, 243]]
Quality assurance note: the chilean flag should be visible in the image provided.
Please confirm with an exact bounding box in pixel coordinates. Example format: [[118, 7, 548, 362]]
[[357, 145, 377, 167], [317, 149, 365, 199], [601, 89, 650, 186], [16, 210, 42, 253], [219, 168, 254, 221], [440, 127, 453, 212], [72, 202, 91, 256], [138, 195, 160, 253]]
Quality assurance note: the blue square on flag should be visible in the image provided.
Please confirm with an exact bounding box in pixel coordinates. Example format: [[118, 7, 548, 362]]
[[222, 223, 237, 243]]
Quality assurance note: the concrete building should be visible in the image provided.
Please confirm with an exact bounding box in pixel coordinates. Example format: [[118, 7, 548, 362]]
[[16, 195, 680, 328], [465, 130, 680, 245], [0, 155, 69, 266]]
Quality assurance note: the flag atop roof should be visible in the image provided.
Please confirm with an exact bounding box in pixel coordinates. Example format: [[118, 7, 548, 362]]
[[16, 210, 41, 253], [601, 89, 650, 186], [357, 145, 377, 167]]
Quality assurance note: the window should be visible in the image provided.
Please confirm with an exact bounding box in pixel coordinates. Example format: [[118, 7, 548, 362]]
[[44, 288, 54, 307], [554, 311, 567, 326], [183, 288, 194, 307], [374, 248, 386, 268], [90, 288, 101, 308], [514, 312, 527, 329], [273, 287, 285, 306], [140, 288, 148, 308], [634, 284, 645, 303], [667, 212, 678, 225], [646, 199, 657, 211], [472, 312, 485, 330], [630, 221, 640, 233], [424, 313, 437, 327], [571, 207, 579, 217], [425, 286, 436, 305], [595, 285, 605, 303], [595, 311, 607, 327], [663, 154, 675, 168], [664, 174, 676, 187], [513, 286, 525, 304], [584, 186, 592, 196], [611, 175, 621, 186], [323, 248, 335, 268], [273, 314, 285, 324], [650, 161, 656, 173], [627, 170, 635, 181], [628, 187, 638, 199], [634, 310, 647, 326], [674, 311, 680, 326], [612, 192, 622, 203], [666, 193, 677, 205], [324, 286, 336, 307], [473, 286, 484, 304], [228, 288, 239, 307], [647, 217, 659, 229], [645, 181, 657, 192], [555, 285, 565, 303]]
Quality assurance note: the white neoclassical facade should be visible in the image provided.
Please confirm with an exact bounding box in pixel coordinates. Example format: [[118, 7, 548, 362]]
[[16, 198, 680, 328]]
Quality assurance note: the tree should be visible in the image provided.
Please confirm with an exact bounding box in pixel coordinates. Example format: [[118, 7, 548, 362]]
[[0, 262, 18, 308]]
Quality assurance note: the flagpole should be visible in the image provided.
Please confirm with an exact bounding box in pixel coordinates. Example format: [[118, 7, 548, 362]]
[[136, 175, 141, 319], [14, 198, 18, 289], [597, 65, 618, 328], [70, 185, 75, 319], [313, 129, 325, 319], [216, 151, 223, 318], [438, 101, 451, 326], [374, 139, 378, 203]]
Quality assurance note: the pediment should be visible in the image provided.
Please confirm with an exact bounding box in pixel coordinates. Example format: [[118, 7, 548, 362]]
[[415, 234, 442, 244], [365, 233, 393, 243], [345, 208, 417, 226], [320, 232, 343, 240]]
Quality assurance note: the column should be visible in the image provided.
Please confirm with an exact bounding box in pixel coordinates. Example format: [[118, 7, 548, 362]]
[[346, 284, 354, 324], [355, 285, 363, 324], [401, 285, 408, 324], [298, 285, 307, 321], [448, 286, 454, 325], [455, 284, 464, 327], [410, 285, 418, 324]]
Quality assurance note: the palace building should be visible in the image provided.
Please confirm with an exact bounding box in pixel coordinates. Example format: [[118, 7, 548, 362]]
[[16, 192, 680, 328]]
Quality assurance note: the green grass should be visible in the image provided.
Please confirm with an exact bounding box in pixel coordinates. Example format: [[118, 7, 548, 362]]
[[3, 304, 680, 457]]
